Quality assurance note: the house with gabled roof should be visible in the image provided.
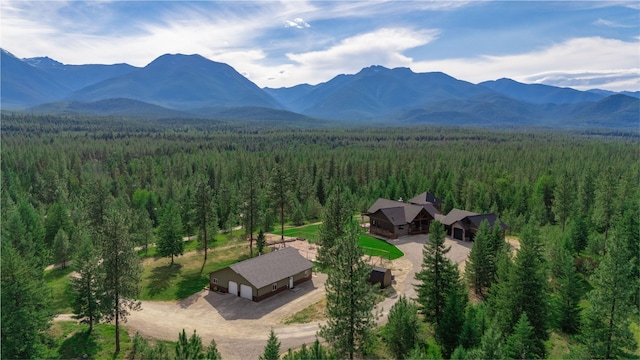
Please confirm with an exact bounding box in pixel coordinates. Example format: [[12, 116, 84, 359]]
[[436, 208, 508, 241], [209, 247, 313, 302], [365, 195, 441, 239]]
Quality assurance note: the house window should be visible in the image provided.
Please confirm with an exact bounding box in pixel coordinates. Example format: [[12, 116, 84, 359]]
[[212, 278, 218, 284], [305, 270, 310, 276], [398, 225, 404, 230], [272, 283, 277, 291]]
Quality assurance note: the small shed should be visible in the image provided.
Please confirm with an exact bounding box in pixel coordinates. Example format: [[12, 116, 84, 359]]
[[368, 266, 392, 289]]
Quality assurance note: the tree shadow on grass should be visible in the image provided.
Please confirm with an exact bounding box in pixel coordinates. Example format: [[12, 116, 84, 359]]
[[147, 264, 182, 298], [58, 330, 98, 359], [176, 271, 208, 302]]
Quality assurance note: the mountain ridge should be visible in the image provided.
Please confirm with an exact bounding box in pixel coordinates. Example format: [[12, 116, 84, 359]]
[[2, 48, 638, 129]]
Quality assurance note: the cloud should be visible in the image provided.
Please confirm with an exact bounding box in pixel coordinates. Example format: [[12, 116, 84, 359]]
[[594, 18, 633, 28], [284, 18, 310, 29], [412, 37, 640, 91], [287, 27, 437, 71]]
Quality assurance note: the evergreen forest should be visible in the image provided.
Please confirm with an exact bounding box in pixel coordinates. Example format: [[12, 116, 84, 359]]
[[1, 112, 638, 359]]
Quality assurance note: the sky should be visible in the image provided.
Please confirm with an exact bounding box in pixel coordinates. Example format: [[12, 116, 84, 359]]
[[1, 1, 639, 91]]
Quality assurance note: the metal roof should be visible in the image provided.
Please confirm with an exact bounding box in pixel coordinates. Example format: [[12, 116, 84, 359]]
[[229, 247, 313, 289]]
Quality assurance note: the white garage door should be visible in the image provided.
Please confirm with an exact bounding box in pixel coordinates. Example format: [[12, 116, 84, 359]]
[[228, 281, 238, 296], [240, 284, 252, 300]]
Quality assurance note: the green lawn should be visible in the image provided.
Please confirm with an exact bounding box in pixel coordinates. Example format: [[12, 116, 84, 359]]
[[273, 223, 321, 242], [137, 233, 233, 259], [44, 266, 75, 314], [358, 234, 404, 260], [48, 322, 133, 359], [273, 223, 404, 260]]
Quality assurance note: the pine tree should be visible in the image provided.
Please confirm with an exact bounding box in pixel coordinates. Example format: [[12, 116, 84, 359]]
[[384, 296, 420, 359], [492, 225, 549, 358], [175, 329, 203, 360], [99, 203, 142, 354], [157, 201, 184, 266], [53, 228, 71, 269], [504, 313, 538, 359], [436, 283, 468, 358], [556, 249, 582, 334], [256, 229, 266, 255], [320, 224, 376, 359], [242, 161, 261, 257], [569, 216, 589, 253], [414, 220, 459, 324], [195, 175, 216, 260], [205, 338, 222, 360], [317, 183, 353, 266], [459, 303, 484, 350], [592, 171, 616, 245], [466, 322, 504, 360], [71, 232, 102, 333], [465, 219, 493, 298], [260, 329, 281, 360], [582, 232, 637, 359], [1, 242, 52, 359], [552, 172, 573, 232], [132, 206, 154, 254], [269, 162, 291, 244]]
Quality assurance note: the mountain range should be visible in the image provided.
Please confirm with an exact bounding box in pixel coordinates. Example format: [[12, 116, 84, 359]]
[[2, 48, 638, 129]]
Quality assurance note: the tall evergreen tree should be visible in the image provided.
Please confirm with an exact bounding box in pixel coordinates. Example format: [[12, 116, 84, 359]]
[[436, 282, 468, 358], [99, 203, 142, 353], [414, 220, 459, 324], [552, 172, 573, 232], [317, 183, 353, 266], [71, 231, 102, 333], [459, 303, 484, 350], [132, 206, 154, 254], [384, 296, 420, 359], [556, 248, 582, 334], [592, 171, 616, 245], [465, 219, 493, 298], [53, 228, 71, 269], [256, 228, 266, 255], [260, 329, 281, 360], [242, 161, 261, 257], [1, 242, 52, 359], [582, 232, 637, 359], [195, 175, 216, 260], [320, 224, 376, 359], [569, 216, 589, 253], [504, 312, 538, 360], [157, 200, 184, 266], [269, 162, 291, 244], [492, 225, 549, 358]]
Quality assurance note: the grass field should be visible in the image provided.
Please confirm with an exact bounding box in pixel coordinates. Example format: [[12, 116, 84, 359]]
[[44, 266, 75, 314], [273, 223, 404, 260], [48, 322, 133, 359]]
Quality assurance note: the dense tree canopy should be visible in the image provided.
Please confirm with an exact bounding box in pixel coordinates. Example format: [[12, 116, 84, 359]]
[[1, 113, 638, 357]]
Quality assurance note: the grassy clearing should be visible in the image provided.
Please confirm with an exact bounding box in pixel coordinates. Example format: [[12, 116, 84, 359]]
[[273, 223, 321, 242], [48, 321, 132, 359], [282, 298, 327, 325], [138, 238, 249, 301], [273, 223, 404, 260], [137, 233, 233, 259], [44, 266, 75, 314]]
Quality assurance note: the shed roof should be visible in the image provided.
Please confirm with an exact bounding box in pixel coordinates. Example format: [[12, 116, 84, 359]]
[[229, 247, 313, 289]]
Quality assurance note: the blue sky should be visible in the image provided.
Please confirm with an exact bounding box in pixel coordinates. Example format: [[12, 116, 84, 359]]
[[2, 1, 638, 91]]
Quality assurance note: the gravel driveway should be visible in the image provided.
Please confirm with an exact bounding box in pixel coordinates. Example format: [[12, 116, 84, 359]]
[[61, 235, 471, 359]]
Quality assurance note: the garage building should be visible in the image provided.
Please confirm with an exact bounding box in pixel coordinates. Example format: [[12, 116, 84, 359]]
[[209, 247, 313, 302]]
